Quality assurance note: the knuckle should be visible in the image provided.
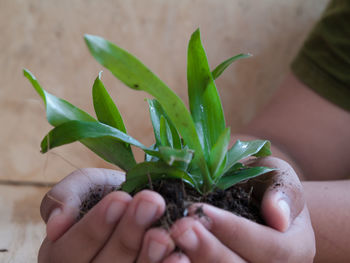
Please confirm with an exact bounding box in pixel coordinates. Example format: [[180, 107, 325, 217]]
[[116, 236, 140, 258]]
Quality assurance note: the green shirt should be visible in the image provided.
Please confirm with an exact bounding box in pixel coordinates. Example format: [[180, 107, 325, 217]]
[[291, 0, 350, 111]]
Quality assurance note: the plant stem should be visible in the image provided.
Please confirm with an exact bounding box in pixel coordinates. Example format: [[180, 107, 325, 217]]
[[199, 157, 213, 193]]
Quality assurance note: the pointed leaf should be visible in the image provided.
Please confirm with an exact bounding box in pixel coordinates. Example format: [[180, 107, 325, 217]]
[[121, 161, 197, 193], [217, 166, 275, 190], [225, 140, 271, 173], [187, 29, 225, 158], [92, 72, 134, 161], [40, 120, 158, 158], [148, 99, 181, 148], [23, 69, 95, 126], [209, 127, 230, 178], [159, 116, 172, 147], [24, 69, 136, 171], [92, 72, 127, 133], [84, 34, 211, 188], [211, 53, 251, 80], [41, 120, 139, 171]]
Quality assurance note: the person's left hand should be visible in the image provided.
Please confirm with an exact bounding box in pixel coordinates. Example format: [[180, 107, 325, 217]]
[[170, 157, 316, 263]]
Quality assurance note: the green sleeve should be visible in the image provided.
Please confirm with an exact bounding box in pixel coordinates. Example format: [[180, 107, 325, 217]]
[[291, 0, 350, 111]]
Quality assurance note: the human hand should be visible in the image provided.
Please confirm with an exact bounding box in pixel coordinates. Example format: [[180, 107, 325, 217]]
[[38, 168, 183, 263], [170, 157, 316, 263]]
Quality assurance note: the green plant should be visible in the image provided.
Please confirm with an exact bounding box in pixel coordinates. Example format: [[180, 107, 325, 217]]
[[24, 29, 274, 194]]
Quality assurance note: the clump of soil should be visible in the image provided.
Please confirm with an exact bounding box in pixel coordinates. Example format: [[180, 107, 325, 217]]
[[79, 179, 264, 226], [78, 186, 117, 220], [152, 179, 264, 228]]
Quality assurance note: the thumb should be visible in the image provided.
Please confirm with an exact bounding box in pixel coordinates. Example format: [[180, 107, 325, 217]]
[[249, 157, 305, 232], [261, 190, 292, 232], [40, 168, 125, 241], [46, 205, 77, 242]]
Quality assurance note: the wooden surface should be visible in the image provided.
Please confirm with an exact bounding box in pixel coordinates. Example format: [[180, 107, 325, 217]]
[[0, 184, 49, 263], [0, 0, 328, 183], [0, 0, 328, 261]]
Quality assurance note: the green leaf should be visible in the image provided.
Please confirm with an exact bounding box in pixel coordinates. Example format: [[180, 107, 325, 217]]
[[84, 34, 211, 190], [148, 99, 181, 149], [92, 71, 127, 133], [211, 53, 252, 80], [40, 120, 158, 158], [159, 146, 194, 169], [224, 140, 271, 173], [92, 72, 135, 162], [159, 116, 172, 147], [23, 69, 96, 126], [187, 29, 225, 158], [121, 161, 197, 193], [81, 138, 136, 171], [24, 69, 136, 171], [209, 127, 230, 178], [217, 166, 275, 190]]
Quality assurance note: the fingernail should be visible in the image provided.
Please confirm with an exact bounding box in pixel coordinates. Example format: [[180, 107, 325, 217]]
[[278, 199, 290, 229], [135, 200, 158, 226], [148, 239, 167, 263], [177, 228, 198, 251], [46, 207, 62, 241], [48, 207, 61, 223], [106, 201, 125, 224]]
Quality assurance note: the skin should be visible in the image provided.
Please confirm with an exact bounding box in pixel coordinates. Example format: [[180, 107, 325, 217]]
[[38, 168, 191, 263], [38, 72, 349, 262], [39, 157, 315, 263]]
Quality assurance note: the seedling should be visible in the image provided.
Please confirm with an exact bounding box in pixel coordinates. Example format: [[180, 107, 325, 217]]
[[24, 29, 273, 195]]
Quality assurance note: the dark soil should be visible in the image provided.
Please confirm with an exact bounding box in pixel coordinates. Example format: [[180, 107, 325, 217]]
[[79, 179, 264, 226], [152, 179, 264, 228]]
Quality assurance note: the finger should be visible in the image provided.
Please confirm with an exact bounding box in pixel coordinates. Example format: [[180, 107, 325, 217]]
[[171, 217, 246, 263], [39, 191, 131, 263], [94, 190, 165, 262], [190, 203, 312, 263], [41, 168, 125, 241], [162, 252, 190, 263], [248, 157, 305, 231], [136, 228, 175, 263]]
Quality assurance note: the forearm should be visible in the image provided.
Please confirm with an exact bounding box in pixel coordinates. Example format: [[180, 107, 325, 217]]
[[303, 180, 350, 263], [239, 73, 350, 181]]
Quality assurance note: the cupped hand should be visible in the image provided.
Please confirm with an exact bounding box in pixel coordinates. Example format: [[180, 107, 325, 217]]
[[38, 168, 181, 263], [170, 157, 316, 263]]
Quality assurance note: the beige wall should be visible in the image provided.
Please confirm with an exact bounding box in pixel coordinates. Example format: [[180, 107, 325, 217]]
[[0, 0, 328, 183]]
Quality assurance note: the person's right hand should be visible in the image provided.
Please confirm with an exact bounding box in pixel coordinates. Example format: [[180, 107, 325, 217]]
[[38, 168, 188, 263]]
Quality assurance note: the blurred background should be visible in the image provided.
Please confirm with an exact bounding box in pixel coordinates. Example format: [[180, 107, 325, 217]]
[[0, 0, 327, 261]]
